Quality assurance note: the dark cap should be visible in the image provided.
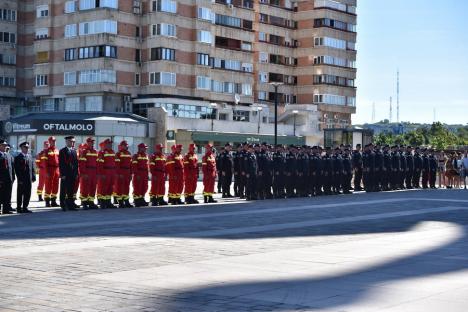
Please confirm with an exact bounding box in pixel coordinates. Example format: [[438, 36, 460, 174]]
[[19, 142, 29, 148], [0, 139, 8, 145], [65, 136, 75, 140], [225, 143, 232, 147]]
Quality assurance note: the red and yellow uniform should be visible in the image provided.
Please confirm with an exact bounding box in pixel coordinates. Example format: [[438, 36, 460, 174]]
[[97, 139, 117, 208], [78, 138, 99, 209], [35, 141, 49, 201], [183, 144, 199, 204], [149, 144, 168, 206], [166, 144, 184, 204], [132, 143, 149, 207], [114, 141, 133, 208], [202, 144, 217, 203], [44, 136, 59, 206]]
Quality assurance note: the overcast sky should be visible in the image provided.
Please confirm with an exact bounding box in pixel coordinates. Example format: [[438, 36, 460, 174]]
[[353, 0, 468, 125]]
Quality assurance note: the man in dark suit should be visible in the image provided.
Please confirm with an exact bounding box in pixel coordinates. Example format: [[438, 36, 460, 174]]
[[0, 139, 15, 214], [14, 142, 36, 213], [59, 136, 79, 211]]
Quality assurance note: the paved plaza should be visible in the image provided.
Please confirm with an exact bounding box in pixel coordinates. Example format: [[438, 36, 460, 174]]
[[1, 187, 468, 312]]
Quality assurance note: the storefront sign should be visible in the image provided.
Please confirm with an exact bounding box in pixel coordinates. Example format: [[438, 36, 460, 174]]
[[4, 120, 95, 135]]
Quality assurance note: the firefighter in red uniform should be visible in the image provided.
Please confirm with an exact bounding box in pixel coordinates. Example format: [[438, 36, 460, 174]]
[[149, 144, 168, 206], [78, 138, 99, 209], [45, 136, 60, 207], [97, 139, 117, 209], [35, 141, 49, 201], [132, 143, 149, 207], [202, 144, 217, 203], [115, 140, 133, 208], [183, 143, 199, 204], [166, 144, 184, 205]]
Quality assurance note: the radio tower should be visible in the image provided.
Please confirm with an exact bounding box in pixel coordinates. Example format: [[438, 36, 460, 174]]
[[372, 102, 376, 123], [389, 96, 393, 122], [397, 69, 400, 123]]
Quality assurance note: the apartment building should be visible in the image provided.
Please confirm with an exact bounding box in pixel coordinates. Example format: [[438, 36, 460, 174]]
[[1, 0, 357, 147]]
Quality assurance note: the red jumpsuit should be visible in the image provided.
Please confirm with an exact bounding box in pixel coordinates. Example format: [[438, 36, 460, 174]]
[[35, 150, 48, 197], [115, 149, 132, 202], [132, 152, 149, 200], [183, 152, 198, 198], [97, 148, 116, 201], [166, 152, 184, 201], [45, 147, 59, 201], [149, 153, 166, 200], [78, 147, 98, 202], [202, 152, 217, 196]]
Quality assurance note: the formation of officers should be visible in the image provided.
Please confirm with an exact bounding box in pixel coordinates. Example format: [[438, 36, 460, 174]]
[[0, 134, 444, 214]]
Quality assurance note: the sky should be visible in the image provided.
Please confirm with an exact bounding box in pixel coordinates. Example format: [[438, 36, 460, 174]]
[[353, 0, 468, 125]]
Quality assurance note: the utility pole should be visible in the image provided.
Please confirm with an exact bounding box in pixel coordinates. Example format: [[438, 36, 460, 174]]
[[389, 96, 393, 123]]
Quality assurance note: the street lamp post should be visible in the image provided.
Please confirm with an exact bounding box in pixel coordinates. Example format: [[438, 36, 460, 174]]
[[292, 110, 298, 136], [269, 82, 283, 145], [210, 103, 217, 131], [255, 106, 263, 134]]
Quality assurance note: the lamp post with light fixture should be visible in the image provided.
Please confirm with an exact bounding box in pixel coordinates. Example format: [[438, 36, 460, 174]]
[[253, 106, 263, 134], [269, 82, 283, 145], [292, 110, 298, 136]]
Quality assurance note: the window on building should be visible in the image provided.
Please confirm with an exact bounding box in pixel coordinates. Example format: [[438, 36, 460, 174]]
[[36, 51, 49, 63], [79, 69, 116, 84], [215, 14, 241, 28], [79, 20, 117, 35], [65, 1, 76, 13], [64, 97, 80, 111], [36, 5, 49, 18], [259, 72, 268, 83], [35, 75, 48, 87], [0, 9, 17, 21], [241, 41, 252, 51], [1, 32, 15, 43], [135, 73, 140, 85], [259, 32, 267, 42], [42, 99, 56, 111], [149, 72, 176, 86], [233, 110, 250, 122], [64, 48, 77, 61], [85, 95, 103, 111], [258, 91, 267, 101], [80, 0, 118, 10], [196, 53, 210, 66], [150, 47, 175, 61], [152, 23, 176, 37], [65, 24, 77, 38], [197, 30, 213, 44], [242, 63, 253, 72], [78, 45, 117, 59], [64, 72, 77, 85], [135, 49, 141, 62], [196, 76, 211, 90], [0, 76, 16, 87], [0, 54, 16, 65], [35, 28, 49, 40], [152, 0, 177, 13], [242, 84, 252, 96], [197, 7, 214, 22]]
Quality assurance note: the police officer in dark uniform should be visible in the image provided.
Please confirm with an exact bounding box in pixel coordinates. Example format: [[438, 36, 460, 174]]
[[362, 144, 375, 192], [284, 145, 297, 197], [244, 144, 257, 201], [322, 147, 334, 195], [59, 136, 79, 211], [382, 145, 392, 191], [219, 143, 233, 198], [428, 149, 438, 189], [399, 145, 407, 189], [255, 144, 267, 200], [14, 142, 36, 213], [0, 139, 15, 214], [239, 143, 249, 199], [233, 144, 243, 197], [413, 147, 423, 188], [373, 145, 383, 192], [352, 144, 363, 191], [272, 145, 285, 198], [296, 146, 309, 197], [316, 146, 324, 195], [405, 146, 414, 189], [342, 147, 353, 194], [390, 145, 401, 190], [216, 147, 223, 194], [421, 148, 430, 189], [332, 147, 343, 194], [309, 146, 321, 196], [261, 143, 273, 199]]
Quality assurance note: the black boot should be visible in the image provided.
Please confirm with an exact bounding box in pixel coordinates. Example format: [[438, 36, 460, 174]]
[[107, 199, 117, 208], [208, 196, 217, 203], [38, 194, 43, 202], [118, 200, 126, 208], [45, 199, 51, 207], [50, 199, 59, 207], [192, 196, 199, 204], [124, 199, 134, 208], [133, 198, 141, 207], [185, 196, 193, 204], [82, 201, 89, 210], [177, 198, 184, 205], [204, 196, 208, 203], [89, 200, 99, 209], [151, 197, 159, 206], [158, 197, 168, 206], [99, 199, 107, 209], [113, 197, 119, 205]]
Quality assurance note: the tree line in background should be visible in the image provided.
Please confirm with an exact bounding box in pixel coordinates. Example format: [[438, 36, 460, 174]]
[[373, 122, 468, 150]]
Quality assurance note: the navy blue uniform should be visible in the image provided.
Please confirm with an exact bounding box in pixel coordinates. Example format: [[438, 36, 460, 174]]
[[272, 151, 285, 198], [405, 152, 414, 189], [413, 152, 423, 188]]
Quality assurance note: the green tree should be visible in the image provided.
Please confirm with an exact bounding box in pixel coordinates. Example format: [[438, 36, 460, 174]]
[[373, 132, 394, 146]]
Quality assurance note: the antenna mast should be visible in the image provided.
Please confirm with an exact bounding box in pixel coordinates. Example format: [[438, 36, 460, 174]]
[[389, 96, 393, 122], [397, 69, 400, 123]]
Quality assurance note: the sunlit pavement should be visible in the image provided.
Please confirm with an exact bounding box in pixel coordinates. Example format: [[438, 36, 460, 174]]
[[1, 186, 468, 312]]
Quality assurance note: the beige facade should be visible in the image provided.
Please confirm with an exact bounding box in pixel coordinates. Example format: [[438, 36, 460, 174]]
[[3, 0, 357, 144]]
